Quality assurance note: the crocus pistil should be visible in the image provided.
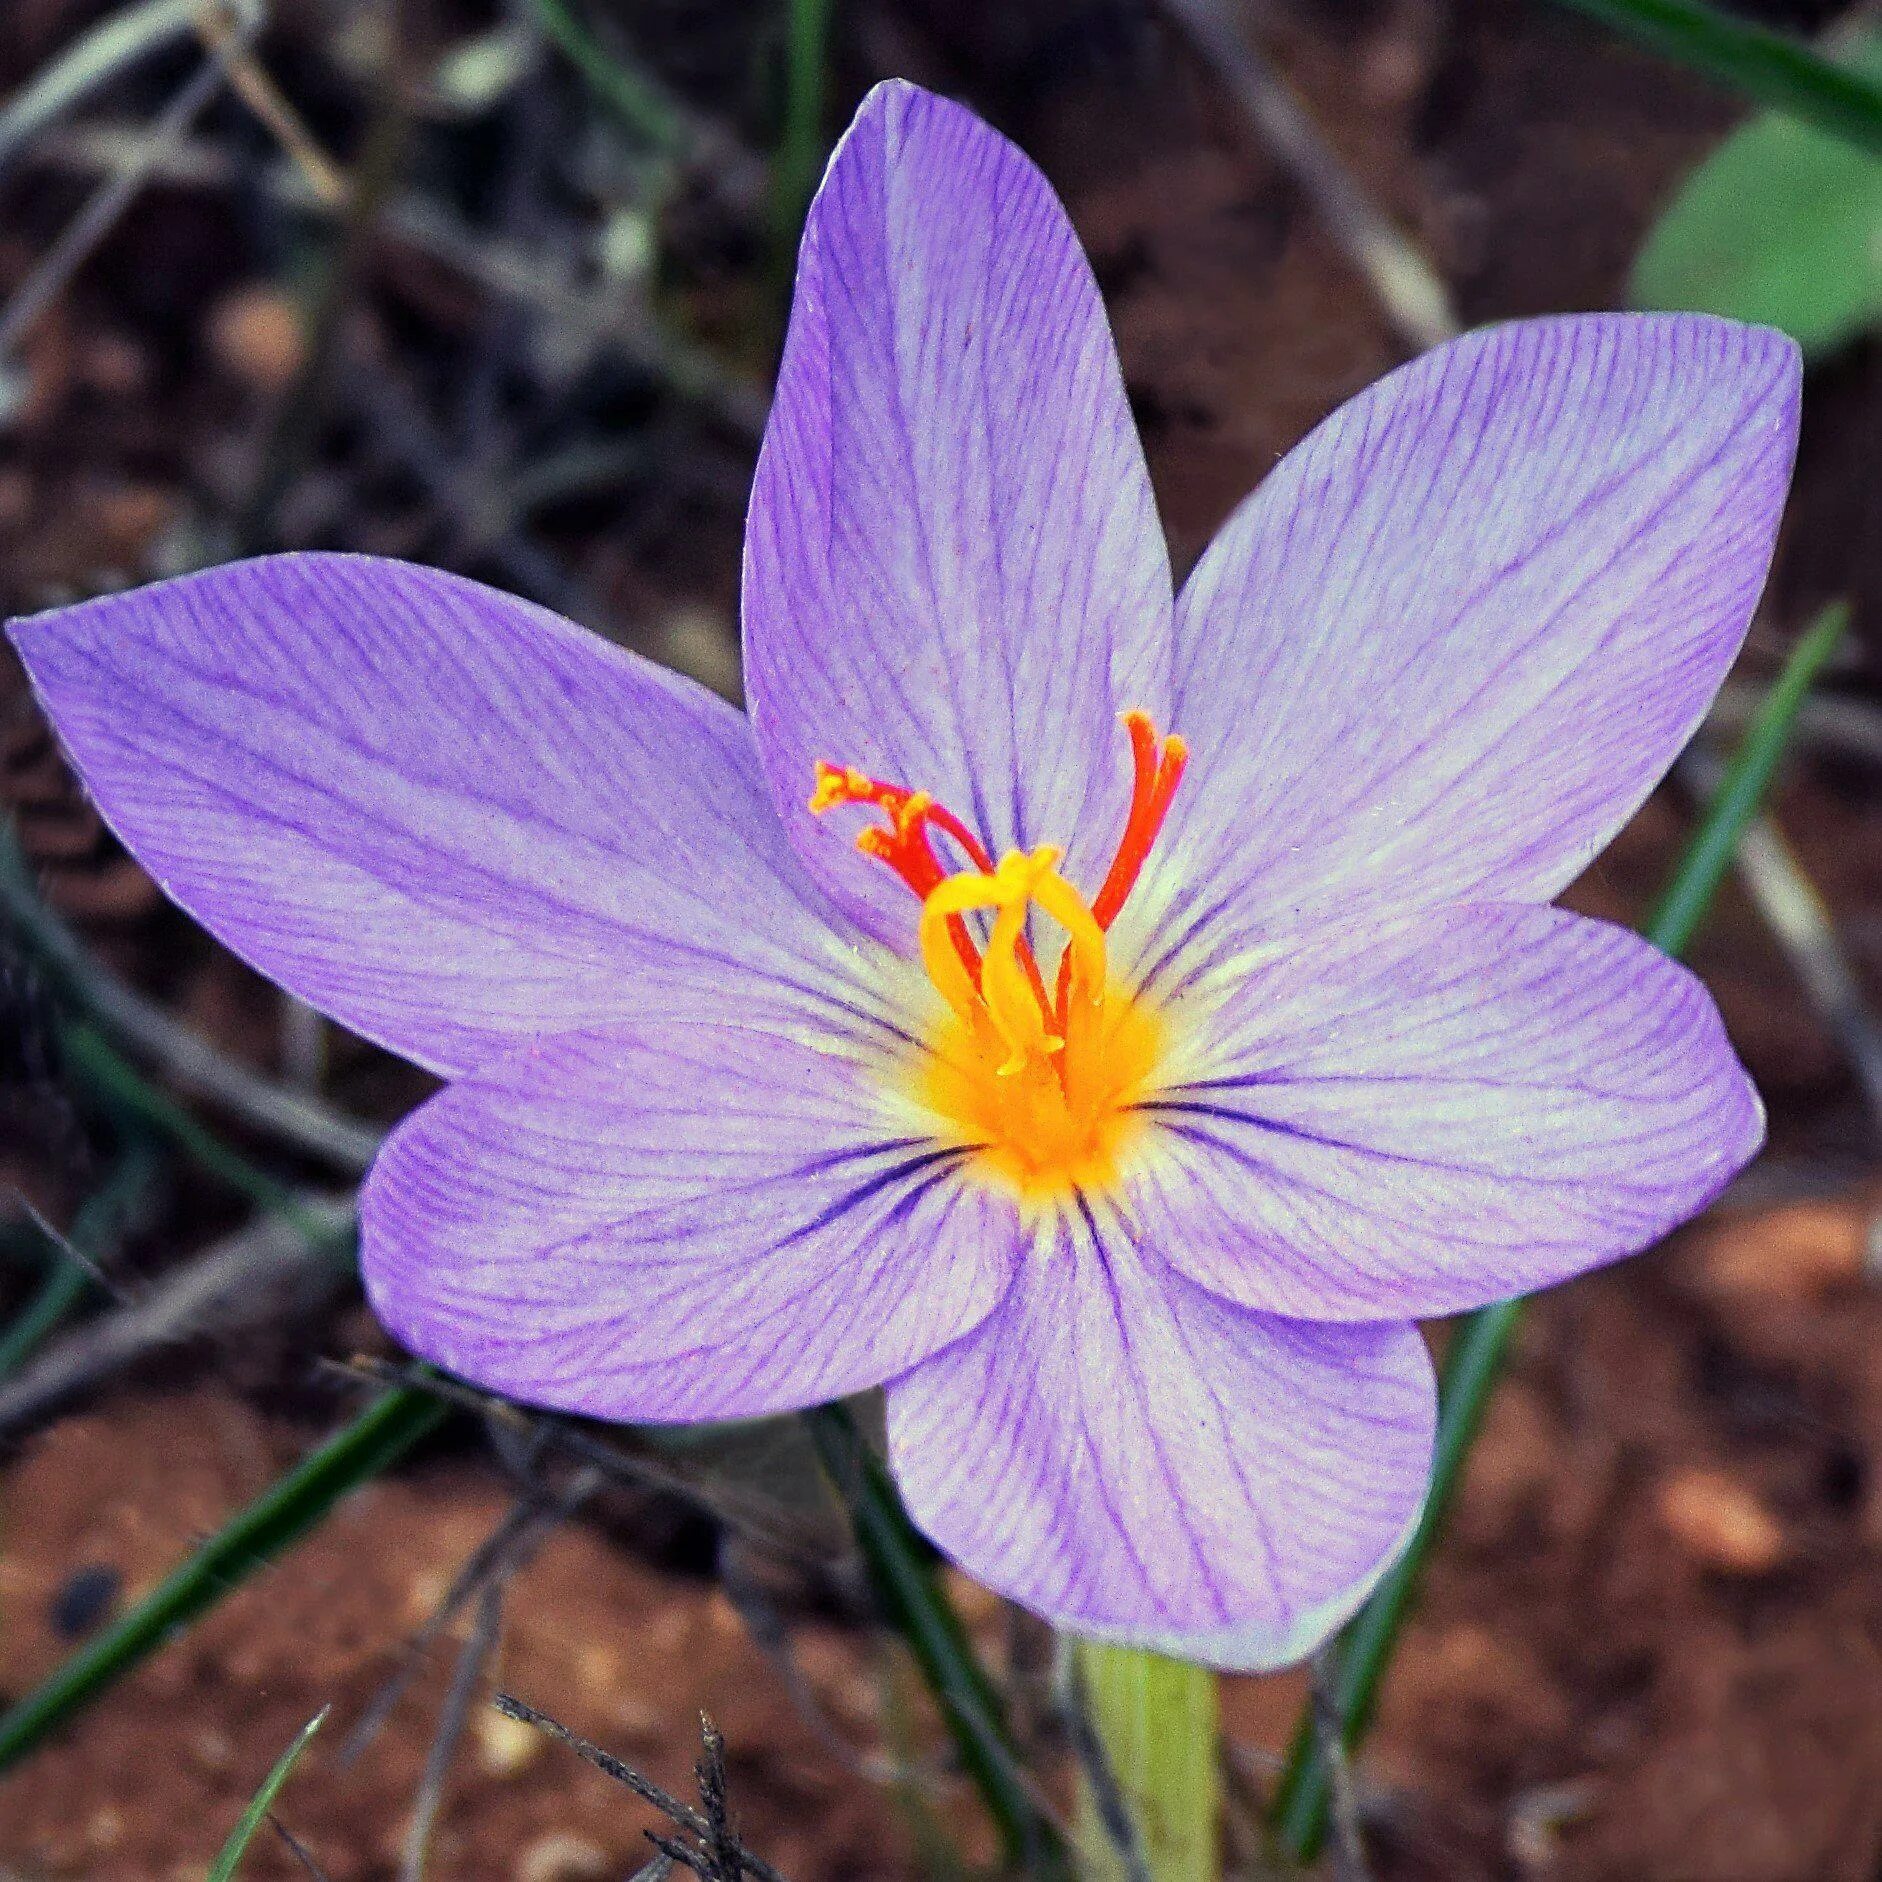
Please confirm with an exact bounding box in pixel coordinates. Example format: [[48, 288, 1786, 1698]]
[[811, 711, 1186, 1205]]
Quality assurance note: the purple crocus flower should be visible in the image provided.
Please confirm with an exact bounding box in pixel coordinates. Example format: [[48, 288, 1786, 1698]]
[[8, 81, 1797, 1667]]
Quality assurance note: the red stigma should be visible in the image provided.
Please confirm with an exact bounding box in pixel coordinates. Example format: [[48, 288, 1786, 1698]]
[[810, 711, 1186, 1035]]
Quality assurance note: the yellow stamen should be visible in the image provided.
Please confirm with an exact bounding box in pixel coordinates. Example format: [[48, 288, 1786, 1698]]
[[817, 713, 1186, 1208]]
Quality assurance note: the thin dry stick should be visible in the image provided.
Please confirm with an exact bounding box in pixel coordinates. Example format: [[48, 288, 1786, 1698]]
[[0, 20, 248, 358], [491, 1695, 790, 1882], [269, 1815, 336, 1882], [694, 1719, 743, 1881], [14, 1196, 132, 1301], [1059, 1653, 1151, 1882], [398, 1579, 503, 1882], [713, 1538, 950, 1791], [1709, 683, 1882, 769], [341, 1461, 603, 1764], [1680, 749, 1882, 1138], [1, 836, 381, 1173], [0, 1197, 356, 1438], [23, 124, 770, 437], [1310, 1648, 1373, 1882], [1161, 0, 1459, 351], [191, 0, 348, 205], [331, 1357, 833, 1560]]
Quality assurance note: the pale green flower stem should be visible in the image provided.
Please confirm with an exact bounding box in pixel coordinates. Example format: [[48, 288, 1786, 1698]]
[[1072, 1640, 1219, 1881]]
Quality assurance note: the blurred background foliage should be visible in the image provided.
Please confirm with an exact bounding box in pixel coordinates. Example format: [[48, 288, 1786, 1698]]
[[1, 1, 1881, 1878]]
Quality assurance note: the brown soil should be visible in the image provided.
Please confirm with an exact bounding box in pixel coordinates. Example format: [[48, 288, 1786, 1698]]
[[6, 1, 1882, 1878]]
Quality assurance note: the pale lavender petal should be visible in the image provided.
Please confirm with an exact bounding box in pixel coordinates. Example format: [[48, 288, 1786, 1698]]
[[1135, 903, 1761, 1322], [886, 1212, 1434, 1669], [1137, 314, 1797, 965], [362, 1018, 1020, 1420], [9, 553, 891, 1078], [743, 80, 1173, 945]]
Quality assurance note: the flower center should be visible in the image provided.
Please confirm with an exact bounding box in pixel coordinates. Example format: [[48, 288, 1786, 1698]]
[[810, 712, 1186, 1203]]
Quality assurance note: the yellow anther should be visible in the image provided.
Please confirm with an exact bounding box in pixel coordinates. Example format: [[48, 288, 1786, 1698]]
[[980, 854, 1065, 1076], [914, 847, 1105, 1078], [808, 761, 872, 814], [919, 869, 1007, 1033], [1030, 865, 1107, 1004]]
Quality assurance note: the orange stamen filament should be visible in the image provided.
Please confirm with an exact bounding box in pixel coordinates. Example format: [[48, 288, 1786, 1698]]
[[808, 711, 1185, 1068], [1091, 710, 1188, 930]]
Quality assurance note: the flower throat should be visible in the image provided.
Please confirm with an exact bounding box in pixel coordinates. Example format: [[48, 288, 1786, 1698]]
[[810, 712, 1185, 1202]]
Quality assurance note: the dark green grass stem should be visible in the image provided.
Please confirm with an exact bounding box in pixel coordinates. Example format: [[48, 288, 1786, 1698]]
[[804, 1402, 1068, 1876], [1648, 602, 1850, 956], [0, 1386, 445, 1771], [1272, 599, 1849, 1862], [771, 0, 834, 252], [1547, 0, 1882, 154], [62, 1021, 318, 1227], [0, 1145, 158, 1382], [527, 0, 684, 151]]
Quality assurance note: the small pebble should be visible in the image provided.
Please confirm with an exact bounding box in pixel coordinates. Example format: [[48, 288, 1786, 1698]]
[[207, 286, 307, 394], [475, 1706, 543, 1778], [50, 1563, 121, 1639], [1655, 1467, 1788, 1574], [1692, 1200, 1866, 1301], [515, 1831, 611, 1882]]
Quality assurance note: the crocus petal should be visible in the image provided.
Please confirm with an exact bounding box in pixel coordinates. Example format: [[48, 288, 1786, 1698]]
[[1134, 903, 1761, 1322], [362, 1019, 1019, 1420], [9, 553, 888, 1078], [744, 79, 1173, 945], [1142, 314, 1798, 958], [886, 1214, 1434, 1669]]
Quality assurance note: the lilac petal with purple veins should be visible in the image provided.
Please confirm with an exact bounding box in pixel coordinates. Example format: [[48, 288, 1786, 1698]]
[[9, 553, 888, 1078], [1133, 902, 1761, 1322], [1131, 314, 1799, 969], [744, 79, 1173, 946], [362, 1019, 1021, 1421], [885, 1216, 1436, 1670]]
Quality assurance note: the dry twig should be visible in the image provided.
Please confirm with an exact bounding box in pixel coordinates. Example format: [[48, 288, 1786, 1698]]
[[1310, 1647, 1373, 1882], [1161, 0, 1458, 350], [398, 1580, 504, 1882], [492, 1695, 789, 1882], [0, 1197, 355, 1439], [0, 833, 381, 1174]]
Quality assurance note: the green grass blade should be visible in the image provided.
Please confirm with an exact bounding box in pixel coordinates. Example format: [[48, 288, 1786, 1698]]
[[525, 0, 683, 152], [0, 1145, 158, 1382], [1272, 601, 1849, 1861], [1648, 601, 1850, 956], [771, 0, 834, 252], [802, 1402, 1067, 1875], [1547, 0, 1882, 155], [0, 1386, 445, 1771], [60, 1020, 319, 1225], [205, 1707, 328, 1882]]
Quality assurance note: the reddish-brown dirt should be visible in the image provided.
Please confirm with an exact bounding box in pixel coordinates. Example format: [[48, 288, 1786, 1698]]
[[6, 1, 1882, 1877]]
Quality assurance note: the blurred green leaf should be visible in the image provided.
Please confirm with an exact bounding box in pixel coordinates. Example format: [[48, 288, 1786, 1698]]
[[1632, 27, 1882, 356], [1550, 0, 1882, 156], [525, 0, 683, 152], [205, 1708, 327, 1882]]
